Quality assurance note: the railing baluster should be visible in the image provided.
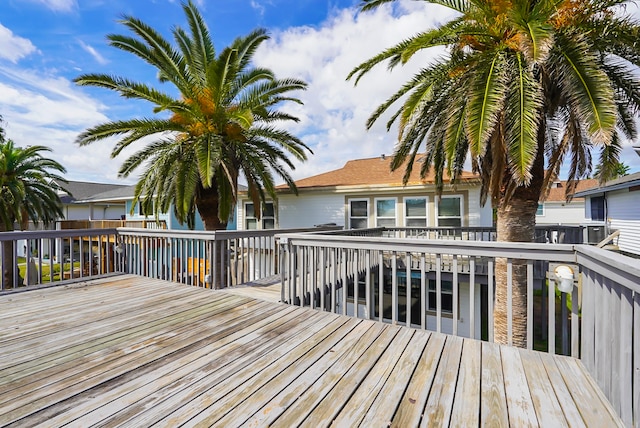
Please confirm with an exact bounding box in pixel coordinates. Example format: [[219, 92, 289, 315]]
[[548, 268, 556, 354], [391, 251, 397, 325], [469, 257, 475, 339], [405, 252, 411, 328], [436, 253, 441, 333], [488, 259, 494, 343], [453, 255, 458, 336]]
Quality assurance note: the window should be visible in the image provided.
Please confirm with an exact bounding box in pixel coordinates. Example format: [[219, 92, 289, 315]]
[[437, 196, 462, 227], [375, 198, 397, 227], [405, 197, 427, 227], [591, 196, 605, 221], [536, 203, 544, 216], [244, 202, 275, 230], [349, 199, 369, 229], [137, 200, 152, 217], [427, 279, 453, 314]]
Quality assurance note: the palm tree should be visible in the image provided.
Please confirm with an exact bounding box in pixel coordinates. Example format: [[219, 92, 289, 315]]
[[349, 0, 640, 347], [74, 0, 311, 230], [0, 123, 66, 287]]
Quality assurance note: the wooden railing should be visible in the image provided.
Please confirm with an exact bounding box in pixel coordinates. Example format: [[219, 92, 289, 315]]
[[57, 219, 167, 229], [114, 226, 342, 288], [323, 225, 586, 244], [0, 228, 120, 291], [277, 230, 640, 427]]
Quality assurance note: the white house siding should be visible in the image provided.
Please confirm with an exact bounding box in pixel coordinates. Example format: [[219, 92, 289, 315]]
[[276, 193, 345, 229], [467, 187, 493, 227], [64, 204, 124, 221], [536, 201, 586, 225], [607, 189, 640, 255]]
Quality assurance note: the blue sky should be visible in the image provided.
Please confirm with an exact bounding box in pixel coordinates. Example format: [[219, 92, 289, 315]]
[[1, 0, 639, 185]]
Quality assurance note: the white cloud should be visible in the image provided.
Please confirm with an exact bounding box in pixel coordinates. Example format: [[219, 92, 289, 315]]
[[0, 24, 38, 63], [79, 41, 108, 65], [26, 0, 77, 12], [0, 64, 136, 182], [253, 1, 456, 179]]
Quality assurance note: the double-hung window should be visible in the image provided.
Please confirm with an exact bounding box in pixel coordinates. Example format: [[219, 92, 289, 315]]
[[244, 202, 275, 230], [404, 197, 427, 227], [375, 198, 397, 227], [349, 199, 369, 229], [427, 279, 454, 314], [437, 196, 462, 227]]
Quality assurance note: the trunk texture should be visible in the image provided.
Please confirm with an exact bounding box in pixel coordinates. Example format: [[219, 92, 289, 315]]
[[195, 184, 227, 289], [494, 192, 538, 347], [493, 124, 545, 347]]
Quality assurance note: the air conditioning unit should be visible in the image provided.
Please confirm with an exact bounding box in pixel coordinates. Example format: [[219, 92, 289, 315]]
[[586, 226, 606, 244]]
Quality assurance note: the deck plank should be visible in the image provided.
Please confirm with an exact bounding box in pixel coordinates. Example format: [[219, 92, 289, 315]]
[[0, 276, 623, 427], [449, 339, 482, 427]]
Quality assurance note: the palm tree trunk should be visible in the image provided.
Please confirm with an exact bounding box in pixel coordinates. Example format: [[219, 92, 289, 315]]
[[494, 192, 538, 347], [195, 184, 228, 289], [493, 128, 545, 348]]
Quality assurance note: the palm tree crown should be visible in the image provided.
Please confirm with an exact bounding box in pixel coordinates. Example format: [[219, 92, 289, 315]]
[[0, 130, 66, 232], [75, 0, 311, 229], [349, 0, 640, 347]]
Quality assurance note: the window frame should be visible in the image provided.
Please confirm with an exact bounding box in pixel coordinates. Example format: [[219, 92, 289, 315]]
[[403, 196, 428, 227], [374, 197, 397, 228], [244, 201, 276, 230], [436, 195, 463, 227], [536, 203, 545, 216], [348, 198, 369, 229]]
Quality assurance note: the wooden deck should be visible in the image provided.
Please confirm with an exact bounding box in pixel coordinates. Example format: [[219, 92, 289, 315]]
[[0, 275, 622, 427]]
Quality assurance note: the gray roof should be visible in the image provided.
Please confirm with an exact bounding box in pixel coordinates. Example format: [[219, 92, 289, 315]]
[[574, 171, 640, 197], [56, 180, 130, 204], [78, 183, 249, 203]]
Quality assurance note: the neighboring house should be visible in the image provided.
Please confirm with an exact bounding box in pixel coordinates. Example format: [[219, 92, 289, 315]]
[[80, 185, 240, 230], [574, 171, 640, 256], [236, 155, 494, 231], [535, 179, 599, 225], [56, 180, 128, 221]]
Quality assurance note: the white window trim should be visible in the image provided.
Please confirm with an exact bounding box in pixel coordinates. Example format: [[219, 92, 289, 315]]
[[244, 201, 276, 230], [403, 196, 428, 227], [536, 203, 545, 217], [348, 198, 369, 229], [374, 197, 398, 228], [436, 195, 464, 227]]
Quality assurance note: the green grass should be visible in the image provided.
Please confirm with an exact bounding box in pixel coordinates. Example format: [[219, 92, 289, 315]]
[[19, 261, 82, 283]]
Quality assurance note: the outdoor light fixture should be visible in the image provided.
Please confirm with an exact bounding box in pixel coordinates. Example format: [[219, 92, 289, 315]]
[[114, 242, 124, 255], [554, 265, 574, 293], [204, 274, 212, 285]]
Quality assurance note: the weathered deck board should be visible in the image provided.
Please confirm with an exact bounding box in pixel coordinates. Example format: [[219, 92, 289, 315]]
[[0, 275, 622, 427]]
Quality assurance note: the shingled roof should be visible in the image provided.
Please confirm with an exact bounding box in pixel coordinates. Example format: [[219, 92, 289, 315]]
[[279, 156, 480, 190], [545, 179, 599, 202], [56, 180, 130, 204]]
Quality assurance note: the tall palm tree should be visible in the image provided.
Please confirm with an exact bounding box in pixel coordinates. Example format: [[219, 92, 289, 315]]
[[0, 124, 66, 287], [75, 0, 311, 230], [349, 0, 640, 347]]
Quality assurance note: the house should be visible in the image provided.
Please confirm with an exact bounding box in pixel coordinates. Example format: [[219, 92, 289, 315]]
[[236, 155, 493, 230], [535, 179, 599, 225], [79, 185, 240, 230], [57, 180, 128, 221], [574, 171, 640, 256]]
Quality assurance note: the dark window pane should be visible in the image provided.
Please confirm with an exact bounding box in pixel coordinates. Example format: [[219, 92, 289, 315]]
[[263, 202, 274, 217], [591, 196, 605, 221], [438, 218, 462, 227], [245, 203, 255, 218], [351, 200, 368, 217], [350, 218, 368, 229], [263, 219, 275, 229]]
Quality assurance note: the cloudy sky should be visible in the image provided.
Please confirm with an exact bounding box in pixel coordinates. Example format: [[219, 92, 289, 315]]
[[1, 0, 639, 185]]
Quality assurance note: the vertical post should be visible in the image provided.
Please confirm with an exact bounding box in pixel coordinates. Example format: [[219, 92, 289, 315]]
[[453, 255, 458, 336], [405, 252, 411, 328], [488, 259, 494, 343], [470, 257, 476, 339], [421, 254, 426, 330], [436, 253, 442, 333], [527, 261, 534, 350], [391, 252, 397, 325], [378, 251, 383, 323], [507, 259, 513, 346], [548, 275, 556, 355]]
